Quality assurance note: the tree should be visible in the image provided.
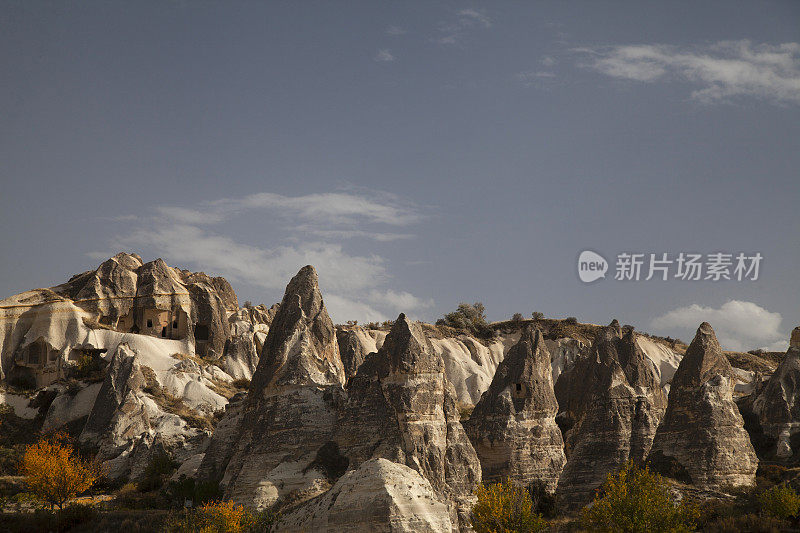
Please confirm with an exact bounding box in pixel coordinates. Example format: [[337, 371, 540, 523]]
[[582, 461, 697, 533], [511, 313, 524, 323], [20, 432, 102, 510], [440, 302, 492, 337], [471, 478, 548, 533]]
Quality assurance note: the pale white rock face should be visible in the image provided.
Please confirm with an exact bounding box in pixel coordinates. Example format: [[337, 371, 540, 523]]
[[545, 337, 586, 384], [171, 453, 207, 481], [42, 382, 103, 432], [635, 336, 683, 386], [279, 458, 453, 533], [0, 391, 40, 419], [430, 336, 506, 405]]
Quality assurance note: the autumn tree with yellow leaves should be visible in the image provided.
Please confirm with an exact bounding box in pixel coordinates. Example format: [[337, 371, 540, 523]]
[[20, 432, 102, 510]]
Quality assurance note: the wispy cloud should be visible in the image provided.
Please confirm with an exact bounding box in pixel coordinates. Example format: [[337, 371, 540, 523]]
[[155, 191, 421, 227], [386, 26, 406, 36], [516, 70, 557, 88], [437, 8, 492, 45], [651, 300, 789, 351], [99, 189, 433, 322], [574, 40, 800, 104], [374, 49, 396, 62], [541, 56, 557, 67]]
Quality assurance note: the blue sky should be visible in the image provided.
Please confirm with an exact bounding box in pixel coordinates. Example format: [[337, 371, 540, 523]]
[[1, 1, 798, 351]]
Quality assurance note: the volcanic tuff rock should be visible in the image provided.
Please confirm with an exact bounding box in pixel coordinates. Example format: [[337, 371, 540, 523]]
[[220, 304, 278, 380], [336, 326, 376, 381], [218, 266, 347, 510], [0, 253, 239, 387], [280, 458, 453, 533], [648, 322, 757, 489], [556, 320, 667, 509], [333, 314, 481, 528], [463, 326, 565, 492], [748, 328, 800, 459]]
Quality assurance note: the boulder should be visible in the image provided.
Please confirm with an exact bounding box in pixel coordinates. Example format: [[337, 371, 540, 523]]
[[279, 458, 453, 533], [556, 321, 667, 509], [648, 323, 757, 489], [463, 326, 565, 492]]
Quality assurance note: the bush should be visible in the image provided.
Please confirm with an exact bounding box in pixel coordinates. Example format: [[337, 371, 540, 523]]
[[759, 482, 800, 519], [440, 302, 492, 338], [56, 503, 98, 530], [471, 478, 548, 533], [163, 500, 279, 533], [137, 450, 176, 492], [581, 461, 697, 533], [511, 313, 524, 323], [564, 316, 579, 325], [531, 312, 544, 320], [163, 477, 223, 508], [703, 513, 789, 533]]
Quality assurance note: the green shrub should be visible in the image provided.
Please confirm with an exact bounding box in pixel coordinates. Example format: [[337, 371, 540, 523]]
[[758, 482, 800, 519], [531, 312, 544, 320], [471, 478, 548, 533], [56, 503, 98, 530], [439, 302, 492, 338], [511, 313, 524, 323], [136, 451, 176, 492], [582, 461, 697, 533], [163, 477, 223, 508]]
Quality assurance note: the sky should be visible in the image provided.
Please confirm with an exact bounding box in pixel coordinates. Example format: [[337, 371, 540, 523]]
[[1, 1, 798, 351]]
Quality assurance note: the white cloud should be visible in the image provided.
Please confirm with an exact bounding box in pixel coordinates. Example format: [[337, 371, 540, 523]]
[[574, 40, 800, 104], [541, 55, 557, 67], [157, 191, 421, 227], [299, 228, 413, 242], [100, 188, 432, 323], [438, 8, 492, 45], [386, 26, 406, 36], [374, 49, 396, 62], [651, 300, 788, 351], [113, 224, 386, 293], [368, 289, 434, 313], [516, 70, 557, 88]]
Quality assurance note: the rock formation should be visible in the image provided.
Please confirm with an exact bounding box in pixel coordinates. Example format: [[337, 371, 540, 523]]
[[463, 326, 565, 492], [333, 314, 481, 527], [280, 458, 453, 533], [336, 326, 376, 381], [648, 322, 757, 489], [556, 321, 667, 509], [217, 266, 347, 510], [0, 253, 239, 387], [221, 304, 278, 380], [746, 327, 800, 459]]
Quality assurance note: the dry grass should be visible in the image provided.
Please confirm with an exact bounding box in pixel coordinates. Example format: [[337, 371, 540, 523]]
[[206, 378, 249, 401]]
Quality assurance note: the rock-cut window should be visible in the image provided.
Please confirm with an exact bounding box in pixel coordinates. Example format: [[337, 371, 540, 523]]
[[146, 319, 153, 328]]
